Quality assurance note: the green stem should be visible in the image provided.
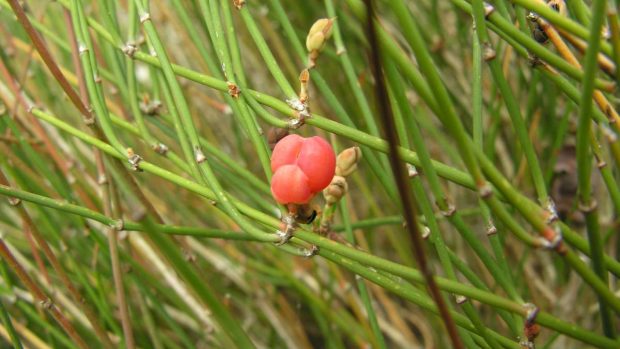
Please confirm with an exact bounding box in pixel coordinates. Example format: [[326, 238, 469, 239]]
[[134, 0, 277, 244], [70, 0, 126, 155], [575, 0, 614, 337], [26, 107, 620, 349], [237, 5, 296, 98], [339, 199, 387, 349], [0, 298, 23, 349], [142, 216, 256, 348], [509, 0, 610, 56]]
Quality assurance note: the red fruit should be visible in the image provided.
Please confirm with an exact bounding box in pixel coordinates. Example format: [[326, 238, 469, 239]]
[[270, 134, 305, 172], [270, 134, 336, 204], [270, 165, 313, 204]]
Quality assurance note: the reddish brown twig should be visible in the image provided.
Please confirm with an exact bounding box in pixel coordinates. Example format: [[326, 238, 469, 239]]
[[362, 1, 464, 348], [0, 238, 89, 349], [0, 170, 115, 348], [6, 0, 91, 118]]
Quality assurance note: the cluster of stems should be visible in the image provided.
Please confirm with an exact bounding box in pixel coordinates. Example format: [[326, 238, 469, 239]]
[[0, 0, 619, 348]]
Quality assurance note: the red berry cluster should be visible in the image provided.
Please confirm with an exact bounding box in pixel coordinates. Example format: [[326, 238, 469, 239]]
[[270, 135, 336, 204]]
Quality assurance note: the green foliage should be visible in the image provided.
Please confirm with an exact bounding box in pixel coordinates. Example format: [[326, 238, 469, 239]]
[[0, 0, 619, 348]]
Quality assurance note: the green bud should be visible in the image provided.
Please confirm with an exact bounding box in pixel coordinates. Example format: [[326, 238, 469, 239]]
[[323, 175, 347, 205], [335, 146, 362, 177], [306, 18, 334, 52]]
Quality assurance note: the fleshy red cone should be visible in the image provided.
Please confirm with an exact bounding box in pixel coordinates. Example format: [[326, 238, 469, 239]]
[[270, 134, 336, 204], [296, 136, 336, 192], [270, 165, 313, 204], [270, 134, 304, 172]]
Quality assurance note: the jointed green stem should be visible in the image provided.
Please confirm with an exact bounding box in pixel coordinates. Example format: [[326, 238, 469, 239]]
[[0, 298, 23, 349], [4, 175, 617, 347], [3, 0, 620, 346], [510, 0, 611, 56], [237, 5, 296, 98], [24, 97, 620, 349], [451, 0, 615, 92], [134, 0, 277, 246], [339, 198, 388, 349], [71, 0, 126, 155], [575, 0, 614, 338]]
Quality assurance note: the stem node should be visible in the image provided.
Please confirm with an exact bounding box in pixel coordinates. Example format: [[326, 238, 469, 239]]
[[486, 223, 497, 236], [483, 3, 495, 17], [139, 12, 151, 24], [406, 164, 418, 178], [232, 0, 246, 10], [122, 43, 137, 58], [152, 143, 169, 155], [227, 82, 241, 98], [483, 42, 496, 61], [39, 298, 54, 310], [194, 147, 206, 164], [440, 203, 456, 217], [578, 199, 598, 213], [127, 149, 143, 171]]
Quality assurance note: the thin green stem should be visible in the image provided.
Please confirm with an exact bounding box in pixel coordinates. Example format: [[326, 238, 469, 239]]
[[71, 0, 125, 154], [141, 216, 256, 349], [0, 298, 23, 349], [325, 0, 381, 138], [510, 0, 611, 56], [2, 127, 618, 347], [237, 5, 296, 98], [134, 0, 277, 244], [220, 0, 274, 181], [451, 0, 615, 91], [575, 0, 614, 337], [339, 199, 387, 349]]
